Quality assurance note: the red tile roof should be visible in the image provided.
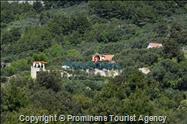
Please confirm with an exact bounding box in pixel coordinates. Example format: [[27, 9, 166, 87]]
[[92, 53, 114, 62], [33, 61, 47, 64], [147, 43, 163, 48]]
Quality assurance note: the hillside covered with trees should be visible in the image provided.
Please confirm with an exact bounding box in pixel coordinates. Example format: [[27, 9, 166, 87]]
[[1, 1, 187, 124]]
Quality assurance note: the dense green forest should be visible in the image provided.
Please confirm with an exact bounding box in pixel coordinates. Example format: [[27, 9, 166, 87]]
[[1, 1, 187, 124]]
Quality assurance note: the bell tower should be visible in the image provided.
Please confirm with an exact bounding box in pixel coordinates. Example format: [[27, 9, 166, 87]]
[[31, 61, 47, 79]]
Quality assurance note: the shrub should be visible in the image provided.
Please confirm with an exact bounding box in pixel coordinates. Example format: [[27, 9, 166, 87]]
[[37, 71, 61, 92]]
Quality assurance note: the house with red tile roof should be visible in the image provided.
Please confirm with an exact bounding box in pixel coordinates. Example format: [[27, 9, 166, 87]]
[[92, 53, 114, 63], [147, 43, 163, 49]]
